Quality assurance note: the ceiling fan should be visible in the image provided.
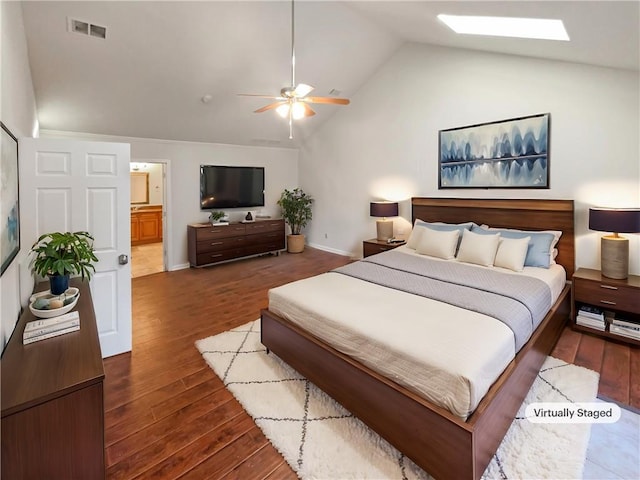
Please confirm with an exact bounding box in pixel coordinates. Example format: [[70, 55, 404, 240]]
[[238, 0, 350, 139]]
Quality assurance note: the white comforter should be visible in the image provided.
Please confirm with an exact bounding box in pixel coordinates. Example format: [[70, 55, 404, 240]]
[[267, 246, 566, 418]]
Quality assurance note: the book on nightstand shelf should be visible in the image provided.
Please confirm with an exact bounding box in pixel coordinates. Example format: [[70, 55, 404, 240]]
[[23, 311, 80, 344], [609, 314, 640, 339], [577, 305, 605, 321], [610, 323, 640, 340], [576, 314, 605, 331]]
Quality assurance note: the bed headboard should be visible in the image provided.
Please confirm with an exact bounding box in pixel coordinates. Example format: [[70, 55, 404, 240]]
[[411, 198, 575, 278]]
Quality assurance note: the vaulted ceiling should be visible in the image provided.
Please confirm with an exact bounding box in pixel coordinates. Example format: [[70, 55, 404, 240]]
[[21, 1, 639, 148]]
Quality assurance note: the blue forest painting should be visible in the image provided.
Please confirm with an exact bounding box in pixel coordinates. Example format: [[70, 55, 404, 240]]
[[439, 113, 549, 188], [1, 122, 20, 276]]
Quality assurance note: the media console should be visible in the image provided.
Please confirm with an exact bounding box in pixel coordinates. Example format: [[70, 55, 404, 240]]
[[187, 218, 285, 267]]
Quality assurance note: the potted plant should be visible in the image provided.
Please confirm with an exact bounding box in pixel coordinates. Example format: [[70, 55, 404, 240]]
[[277, 188, 313, 253], [30, 231, 99, 294], [209, 210, 228, 225]]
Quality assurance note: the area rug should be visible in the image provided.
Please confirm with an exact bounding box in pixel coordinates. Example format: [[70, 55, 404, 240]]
[[196, 320, 599, 480]]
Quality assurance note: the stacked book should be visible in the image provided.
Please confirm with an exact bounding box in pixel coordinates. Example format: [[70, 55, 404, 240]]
[[23, 311, 80, 344], [610, 317, 640, 340], [576, 305, 605, 331]]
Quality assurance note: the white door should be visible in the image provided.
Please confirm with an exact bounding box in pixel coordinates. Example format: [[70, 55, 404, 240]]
[[20, 138, 132, 357]]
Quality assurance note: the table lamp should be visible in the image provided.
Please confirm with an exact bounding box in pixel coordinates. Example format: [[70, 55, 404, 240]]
[[370, 201, 399, 241], [589, 207, 640, 279]]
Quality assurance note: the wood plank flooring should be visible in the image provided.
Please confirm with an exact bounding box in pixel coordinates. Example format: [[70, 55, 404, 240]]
[[103, 248, 639, 479]]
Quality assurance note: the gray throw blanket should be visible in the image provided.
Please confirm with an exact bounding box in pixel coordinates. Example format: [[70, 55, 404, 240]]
[[333, 250, 552, 351]]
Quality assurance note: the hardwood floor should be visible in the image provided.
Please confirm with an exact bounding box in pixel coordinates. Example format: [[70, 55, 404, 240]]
[[103, 248, 639, 479], [104, 248, 349, 479]]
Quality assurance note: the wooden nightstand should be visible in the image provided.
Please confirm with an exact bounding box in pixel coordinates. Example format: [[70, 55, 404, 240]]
[[571, 268, 640, 346], [363, 238, 406, 258]]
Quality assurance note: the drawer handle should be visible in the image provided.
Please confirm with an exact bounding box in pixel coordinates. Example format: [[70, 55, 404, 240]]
[[210, 242, 223, 246], [599, 300, 616, 305], [210, 254, 223, 258], [210, 229, 222, 233], [600, 285, 618, 290]]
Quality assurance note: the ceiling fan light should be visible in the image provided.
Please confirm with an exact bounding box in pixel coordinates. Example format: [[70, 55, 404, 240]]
[[276, 104, 290, 118], [291, 102, 306, 120]]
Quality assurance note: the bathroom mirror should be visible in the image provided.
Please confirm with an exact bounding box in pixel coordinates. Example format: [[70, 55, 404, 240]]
[[131, 172, 149, 204]]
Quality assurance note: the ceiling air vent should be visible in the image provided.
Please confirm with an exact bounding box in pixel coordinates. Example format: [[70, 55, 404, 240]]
[[68, 18, 107, 39]]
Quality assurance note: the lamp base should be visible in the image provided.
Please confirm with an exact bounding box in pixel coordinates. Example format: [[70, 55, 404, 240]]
[[601, 235, 629, 279], [376, 219, 393, 241]]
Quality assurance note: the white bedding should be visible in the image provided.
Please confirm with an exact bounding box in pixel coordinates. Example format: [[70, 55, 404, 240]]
[[267, 246, 566, 419]]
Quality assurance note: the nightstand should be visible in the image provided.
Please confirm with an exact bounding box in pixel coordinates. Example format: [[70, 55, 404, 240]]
[[363, 238, 406, 258], [571, 268, 640, 346]]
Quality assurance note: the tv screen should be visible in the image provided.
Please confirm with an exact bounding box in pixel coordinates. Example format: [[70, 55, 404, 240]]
[[200, 165, 265, 210]]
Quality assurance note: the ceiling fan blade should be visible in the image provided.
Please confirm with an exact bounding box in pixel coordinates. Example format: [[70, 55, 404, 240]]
[[301, 103, 316, 117], [293, 83, 314, 97], [238, 94, 286, 100], [254, 101, 287, 113], [304, 96, 350, 105]]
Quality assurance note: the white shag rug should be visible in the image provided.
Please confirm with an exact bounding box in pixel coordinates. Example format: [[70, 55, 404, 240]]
[[196, 320, 599, 480]]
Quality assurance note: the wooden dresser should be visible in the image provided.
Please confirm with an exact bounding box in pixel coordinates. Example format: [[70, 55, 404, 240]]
[[1, 279, 105, 479], [187, 218, 285, 267]]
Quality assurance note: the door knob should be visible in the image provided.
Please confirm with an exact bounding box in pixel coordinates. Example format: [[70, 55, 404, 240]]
[[119, 254, 129, 265]]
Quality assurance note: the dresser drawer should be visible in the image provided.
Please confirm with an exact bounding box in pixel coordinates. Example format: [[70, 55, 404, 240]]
[[195, 224, 246, 241], [245, 220, 284, 234], [574, 278, 639, 313], [196, 236, 246, 253], [195, 248, 244, 266]]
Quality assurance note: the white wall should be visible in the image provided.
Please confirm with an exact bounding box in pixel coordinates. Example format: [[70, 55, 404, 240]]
[[42, 131, 299, 269], [1, 1, 39, 350], [300, 43, 640, 274]]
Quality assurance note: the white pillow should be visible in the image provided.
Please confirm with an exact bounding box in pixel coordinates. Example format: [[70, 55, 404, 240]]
[[406, 225, 424, 250], [415, 227, 459, 260], [494, 236, 531, 272], [406, 219, 474, 250], [456, 229, 501, 267]]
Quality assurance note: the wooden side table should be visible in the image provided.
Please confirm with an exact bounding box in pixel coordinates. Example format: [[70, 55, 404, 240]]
[[363, 238, 406, 258], [571, 267, 640, 346], [1, 279, 105, 478]]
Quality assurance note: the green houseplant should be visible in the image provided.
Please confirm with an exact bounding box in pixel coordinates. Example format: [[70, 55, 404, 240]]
[[277, 188, 313, 253], [209, 210, 227, 224], [30, 231, 99, 294]]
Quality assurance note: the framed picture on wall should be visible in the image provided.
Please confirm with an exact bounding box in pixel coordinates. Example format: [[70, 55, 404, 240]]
[[438, 113, 550, 189], [1, 122, 20, 276]]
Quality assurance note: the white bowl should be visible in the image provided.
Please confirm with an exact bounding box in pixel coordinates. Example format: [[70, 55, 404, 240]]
[[29, 287, 79, 304], [29, 290, 80, 319]]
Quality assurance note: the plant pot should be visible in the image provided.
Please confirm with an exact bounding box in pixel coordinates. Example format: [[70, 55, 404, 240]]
[[49, 274, 70, 295], [287, 234, 306, 253]]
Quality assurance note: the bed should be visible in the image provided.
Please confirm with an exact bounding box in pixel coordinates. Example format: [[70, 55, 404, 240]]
[[261, 198, 575, 479]]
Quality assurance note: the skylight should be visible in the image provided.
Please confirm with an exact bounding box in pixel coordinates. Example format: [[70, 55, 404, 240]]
[[438, 14, 570, 41]]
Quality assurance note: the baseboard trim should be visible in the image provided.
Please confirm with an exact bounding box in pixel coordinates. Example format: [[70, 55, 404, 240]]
[[170, 263, 191, 271], [307, 242, 356, 259]]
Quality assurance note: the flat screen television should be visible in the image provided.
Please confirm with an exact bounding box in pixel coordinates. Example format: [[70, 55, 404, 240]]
[[200, 165, 265, 209]]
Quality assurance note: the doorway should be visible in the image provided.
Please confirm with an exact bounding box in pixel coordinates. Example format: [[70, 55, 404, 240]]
[[130, 160, 168, 278]]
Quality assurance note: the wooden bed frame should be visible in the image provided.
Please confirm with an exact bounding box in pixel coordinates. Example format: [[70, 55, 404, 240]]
[[261, 198, 575, 479]]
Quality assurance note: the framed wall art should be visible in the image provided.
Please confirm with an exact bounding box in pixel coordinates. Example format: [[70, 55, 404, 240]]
[[439, 113, 550, 189], [1, 122, 20, 276]]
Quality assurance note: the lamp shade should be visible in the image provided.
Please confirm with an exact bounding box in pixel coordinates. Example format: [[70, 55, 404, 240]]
[[370, 202, 399, 218], [589, 208, 640, 234]]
